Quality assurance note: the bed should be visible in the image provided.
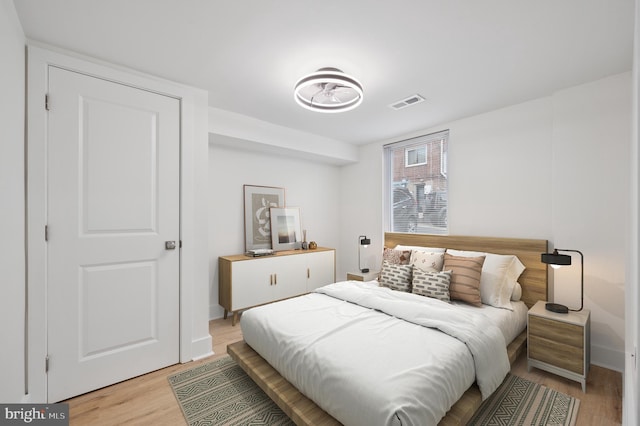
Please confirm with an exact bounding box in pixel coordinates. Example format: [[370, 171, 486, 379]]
[[228, 233, 548, 425]]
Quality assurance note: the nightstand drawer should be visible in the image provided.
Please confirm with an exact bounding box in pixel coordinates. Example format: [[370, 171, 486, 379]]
[[528, 335, 584, 374], [529, 315, 583, 348]]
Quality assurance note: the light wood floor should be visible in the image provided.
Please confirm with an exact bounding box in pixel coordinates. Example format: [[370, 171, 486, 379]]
[[66, 318, 623, 425]]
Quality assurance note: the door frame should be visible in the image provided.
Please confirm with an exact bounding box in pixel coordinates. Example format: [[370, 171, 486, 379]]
[[26, 44, 212, 402]]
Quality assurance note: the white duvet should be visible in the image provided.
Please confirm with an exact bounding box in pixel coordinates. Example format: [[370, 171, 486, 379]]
[[241, 281, 512, 426]]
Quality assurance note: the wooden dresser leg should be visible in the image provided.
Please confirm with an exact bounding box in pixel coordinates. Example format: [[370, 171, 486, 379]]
[[232, 311, 238, 326], [223, 309, 228, 320]]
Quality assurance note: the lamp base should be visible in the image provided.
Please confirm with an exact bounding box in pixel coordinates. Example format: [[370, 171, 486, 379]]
[[360, 268, 370, 273], [545, 302, 569, 314]]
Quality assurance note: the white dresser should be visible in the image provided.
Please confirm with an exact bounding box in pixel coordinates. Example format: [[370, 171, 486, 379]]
[[219, 247, 335, 325]]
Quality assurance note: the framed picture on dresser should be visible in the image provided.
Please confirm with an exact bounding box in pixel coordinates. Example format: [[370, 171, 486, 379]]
[[243, 185, 285, 251], [269, 207, 302, 251]]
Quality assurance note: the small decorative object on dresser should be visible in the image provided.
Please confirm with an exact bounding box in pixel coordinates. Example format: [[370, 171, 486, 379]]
[[270, 207, 302, 251], [527, 300, 591, 392]]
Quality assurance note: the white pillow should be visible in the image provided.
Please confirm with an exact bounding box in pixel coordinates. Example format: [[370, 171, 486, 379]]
[[445, 249, 525, 310], [395, 245, 446, 253], [511, 282, 523, 301], [505, 259, 525, 298]]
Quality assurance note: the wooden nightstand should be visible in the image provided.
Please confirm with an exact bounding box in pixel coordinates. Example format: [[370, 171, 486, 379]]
[[346, 270, 379, 281], [527, 300, 591, 391]]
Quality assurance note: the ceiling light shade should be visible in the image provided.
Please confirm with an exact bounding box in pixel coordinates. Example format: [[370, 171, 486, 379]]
[[294, 68, 363, 113]]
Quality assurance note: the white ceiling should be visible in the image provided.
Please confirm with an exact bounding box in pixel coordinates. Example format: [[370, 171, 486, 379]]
[[14, 0, 634, 145]]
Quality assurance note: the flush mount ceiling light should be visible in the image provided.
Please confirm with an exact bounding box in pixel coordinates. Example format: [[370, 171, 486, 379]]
[[294, 68, 363, 113]]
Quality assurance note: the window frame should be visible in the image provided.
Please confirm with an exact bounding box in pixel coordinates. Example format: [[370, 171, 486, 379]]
[[384, 130, 449, 235], [404, 145, 427, 167]]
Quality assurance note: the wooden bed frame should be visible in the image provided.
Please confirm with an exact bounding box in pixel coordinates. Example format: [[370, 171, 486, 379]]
[[228, 233, 548, 426]]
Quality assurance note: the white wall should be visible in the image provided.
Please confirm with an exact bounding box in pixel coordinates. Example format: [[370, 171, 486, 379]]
[[0, 0, 26, 402], [551, 73, 630, 370], [339, 141, 384, 277], [208, 136, 343, 318], [341, 72, 631, 371], [339, 98, 554, 281]]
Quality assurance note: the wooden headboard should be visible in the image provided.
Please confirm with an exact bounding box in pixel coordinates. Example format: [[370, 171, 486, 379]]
[[384, 232, 548, 308]]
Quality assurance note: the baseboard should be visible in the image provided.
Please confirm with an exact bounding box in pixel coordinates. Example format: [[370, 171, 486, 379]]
[[191, 334, 214, 361], [209, 304, 225, 321], [622, 354, 637, 426], [592, 343, 624, 372]]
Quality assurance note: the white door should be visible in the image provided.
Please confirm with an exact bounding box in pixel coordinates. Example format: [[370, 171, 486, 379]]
[[46, 67, 180, 402]]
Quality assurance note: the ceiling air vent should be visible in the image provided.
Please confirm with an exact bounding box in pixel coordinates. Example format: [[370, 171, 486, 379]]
[[389, 94, 425, 110]]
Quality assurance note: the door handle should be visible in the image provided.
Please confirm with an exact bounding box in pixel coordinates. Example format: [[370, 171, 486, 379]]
[[165, 241, 176, 250]]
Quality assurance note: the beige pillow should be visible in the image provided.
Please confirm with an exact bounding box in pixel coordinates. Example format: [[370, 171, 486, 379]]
[[382, 247, 412, 265], [412, 268, 451, 302], [446, 249, 525, 309], [443, 253, 485, 306], [379, 261, 412, 292], [410, 250, 445, 272]]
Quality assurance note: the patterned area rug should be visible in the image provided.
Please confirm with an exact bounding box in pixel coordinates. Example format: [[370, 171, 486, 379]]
[[468, 373, 580, 426], [169, 357, 580, 426], [168, 356, 294, 426]]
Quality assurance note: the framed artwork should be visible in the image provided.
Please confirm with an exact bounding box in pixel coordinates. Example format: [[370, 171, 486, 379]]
[[244, 185, 285, 251], [269, 207, 302, 251]]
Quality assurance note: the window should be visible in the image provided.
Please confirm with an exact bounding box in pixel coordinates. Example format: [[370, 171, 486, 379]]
[[405, 146, 427, 167], [384, 130, 448, 235]]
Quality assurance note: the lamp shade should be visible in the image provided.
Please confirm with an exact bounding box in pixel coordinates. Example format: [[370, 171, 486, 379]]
[[541, 250, 572, 266]]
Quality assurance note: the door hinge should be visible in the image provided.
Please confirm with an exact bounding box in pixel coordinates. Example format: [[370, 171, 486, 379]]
[[45, 355, 50, 373], [179, 240, 182, 248], [45, 94, 50, 111], [45, 225, 49, 242]]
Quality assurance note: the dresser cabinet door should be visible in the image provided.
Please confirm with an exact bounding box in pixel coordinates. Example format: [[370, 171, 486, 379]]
[[270, 255, 308, 301], [306, 250, 336, 291], [232, 258, 274, 310]]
